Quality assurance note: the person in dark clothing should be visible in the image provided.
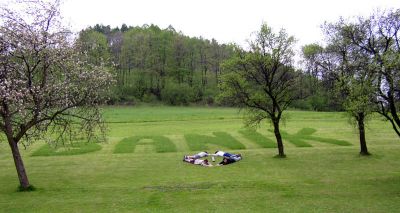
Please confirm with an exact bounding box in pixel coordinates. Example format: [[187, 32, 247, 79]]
[[213, 150, 242, 166], [217, 157, 237, 165]]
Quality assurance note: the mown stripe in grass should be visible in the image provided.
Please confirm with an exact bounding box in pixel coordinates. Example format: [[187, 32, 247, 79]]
[[31, 142, 102, 156], [281, 131, 313, 147], [184, 132, 245, 151], [280, 128, 352, 147], [306, 136, 352, 146], [114, 135, 177, 153], [294, 128, 351, 146], [238, 129, 276, 148], [297, 128, 317, 135]]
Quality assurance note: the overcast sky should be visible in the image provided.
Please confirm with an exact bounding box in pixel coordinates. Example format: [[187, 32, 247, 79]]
[[61, 0, 399, 47]]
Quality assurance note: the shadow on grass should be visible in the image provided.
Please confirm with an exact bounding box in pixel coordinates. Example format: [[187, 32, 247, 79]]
[[114, 135, 177, 153], [273, 154, 287, 158], [31, 142, 102, 156], [184, 132, 245, 151], [17, 185, 36, 192]]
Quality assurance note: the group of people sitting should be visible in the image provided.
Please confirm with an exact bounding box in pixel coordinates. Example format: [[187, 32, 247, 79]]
[[183, 150, 242, 167]]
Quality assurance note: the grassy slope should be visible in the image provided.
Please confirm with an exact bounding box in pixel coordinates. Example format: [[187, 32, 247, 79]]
[[0, 106, 399, 212]]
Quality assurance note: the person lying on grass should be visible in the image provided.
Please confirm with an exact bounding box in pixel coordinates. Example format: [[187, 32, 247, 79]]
[[212, 150, 242, 166], [183, 151, 209, 159], [183, 157, 213, 167]]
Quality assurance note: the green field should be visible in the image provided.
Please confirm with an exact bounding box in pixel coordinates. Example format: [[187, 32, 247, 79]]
[[0, 106, 399, 212]]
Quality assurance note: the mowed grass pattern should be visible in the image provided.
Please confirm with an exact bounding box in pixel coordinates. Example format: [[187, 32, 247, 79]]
[[295, 128, 352, 146], [1, 106, 399, 212], [239, 129, 277, 148], [280, 128, 352, 147], [184, 131, 245, 151], [114, 135, 177, 153], [31, 142, 102, 156]]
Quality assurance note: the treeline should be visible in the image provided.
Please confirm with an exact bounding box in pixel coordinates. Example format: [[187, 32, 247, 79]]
[[76, 24, 348, 111], [77, 24, 235, 105]]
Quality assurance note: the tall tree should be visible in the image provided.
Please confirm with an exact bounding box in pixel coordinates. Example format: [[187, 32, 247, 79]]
[[198, 38, 210, 87], [0, 0, 113, 190], [172, 35, 187, 84], [323, 19, 378, 154], [219, 24, 298, 157], [340, 10, 400, 137], [210, 39, 223, 86], [303, 11, 400, 153], [301, 43, 343, 111], [108, 30, 123, 72], [341, 76, 375, 155], [77, 29, 111, 66]]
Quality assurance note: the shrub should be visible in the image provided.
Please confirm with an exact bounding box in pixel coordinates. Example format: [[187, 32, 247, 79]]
[[161, 82, 195, 105]]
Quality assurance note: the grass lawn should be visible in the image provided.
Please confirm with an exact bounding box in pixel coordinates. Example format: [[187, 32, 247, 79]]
[[0, 106, 399, 212]]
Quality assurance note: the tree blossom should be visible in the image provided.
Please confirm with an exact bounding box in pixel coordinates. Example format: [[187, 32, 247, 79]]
[[0, 0, 114, 190]]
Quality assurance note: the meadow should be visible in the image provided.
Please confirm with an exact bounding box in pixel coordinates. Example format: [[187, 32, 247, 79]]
[[0, 106, 399, 212]]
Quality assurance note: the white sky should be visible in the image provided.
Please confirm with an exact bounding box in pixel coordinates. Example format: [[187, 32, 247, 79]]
[[61, 0, 400, 48]]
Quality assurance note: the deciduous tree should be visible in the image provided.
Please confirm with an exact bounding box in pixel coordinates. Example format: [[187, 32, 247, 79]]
[[340, 10, 400, 137], [0, 0, 113, 190], [219, 24, 299, 157]]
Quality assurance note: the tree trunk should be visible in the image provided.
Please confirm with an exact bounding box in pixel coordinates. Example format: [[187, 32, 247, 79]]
[[357, 113, 370, 155], [388, 91, 400, 137], [202, 67, 208, 86], [8, 139, 30, 189], [215, 65, 220, 85], [273, 119, 285, 157]]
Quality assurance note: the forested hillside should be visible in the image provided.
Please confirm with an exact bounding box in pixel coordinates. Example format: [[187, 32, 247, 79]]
[[76, 24, 347, 111], [77, 24, 235, 105]]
